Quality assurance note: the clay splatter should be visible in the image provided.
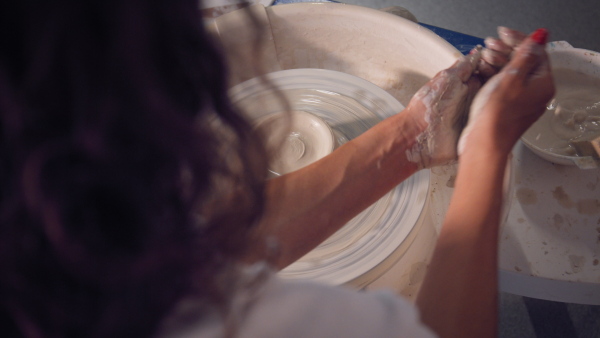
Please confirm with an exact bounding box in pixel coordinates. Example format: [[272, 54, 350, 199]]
[[514, 170, 523, 184], [552, 214, 564, 229], [516, 188, 537, 205], [554, 164, 566, 174], [586, 177, 599, 191], [577, 199, 600, 215], [568, 255, 585, 273], [446, 175, 456, 188], [552, 186, 575, 209]]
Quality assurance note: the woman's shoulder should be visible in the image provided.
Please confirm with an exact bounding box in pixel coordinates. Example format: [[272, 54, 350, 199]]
[[165, 263, 437, 338], [237, 264, 437, 338]]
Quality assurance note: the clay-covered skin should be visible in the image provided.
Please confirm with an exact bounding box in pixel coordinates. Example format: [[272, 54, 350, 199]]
[[478, 27, 527, 79], [481, 47, 509, 67], [405, 49, 482, 168], [458, 32, 552, 155], [404, 27, 530, 169], [497, 26, 527, 48]]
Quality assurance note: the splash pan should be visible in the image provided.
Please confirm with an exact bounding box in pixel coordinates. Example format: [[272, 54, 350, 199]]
[[230, 69, 429, 285], [521, 42, 600, 169]]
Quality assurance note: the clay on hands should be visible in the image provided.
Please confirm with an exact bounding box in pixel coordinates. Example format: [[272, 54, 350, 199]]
[[458, 31, 554, 155], [497, 26, 528, 48], [478, 27, 527, 79], [406, 49, 482, 168]]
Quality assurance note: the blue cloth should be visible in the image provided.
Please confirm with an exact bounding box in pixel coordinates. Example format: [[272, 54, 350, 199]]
[[419, 23, 484, 55]]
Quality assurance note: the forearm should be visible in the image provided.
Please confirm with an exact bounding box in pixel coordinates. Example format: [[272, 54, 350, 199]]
[[256, 109, 425, 269], [416, 131, 508, 338]]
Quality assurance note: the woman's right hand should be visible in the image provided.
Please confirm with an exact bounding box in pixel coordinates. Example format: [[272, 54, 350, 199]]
[[458, 28, 555, 155]]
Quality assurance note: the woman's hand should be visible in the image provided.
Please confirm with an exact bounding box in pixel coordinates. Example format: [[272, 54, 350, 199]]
[[478, 27, 527, 79], [418, 30, 555, 338], [404, 49, 482, 168], [458, 28, 555, 155]]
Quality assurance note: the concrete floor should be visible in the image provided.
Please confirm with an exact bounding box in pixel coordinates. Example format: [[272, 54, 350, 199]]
[[338, 1, 600, 337]]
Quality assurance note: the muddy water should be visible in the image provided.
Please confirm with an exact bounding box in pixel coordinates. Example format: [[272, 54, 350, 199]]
[[524, 68, 600, 156]]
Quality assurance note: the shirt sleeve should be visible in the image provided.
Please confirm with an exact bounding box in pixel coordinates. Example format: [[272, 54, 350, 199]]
[[238, 275, 438, 338]]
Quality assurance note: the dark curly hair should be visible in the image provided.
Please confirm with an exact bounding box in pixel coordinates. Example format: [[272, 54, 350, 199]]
[[0, 0, 267, 336]]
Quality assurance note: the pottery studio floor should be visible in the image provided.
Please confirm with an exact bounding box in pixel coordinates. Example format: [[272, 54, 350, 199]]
[[339, 0, 600, 337]]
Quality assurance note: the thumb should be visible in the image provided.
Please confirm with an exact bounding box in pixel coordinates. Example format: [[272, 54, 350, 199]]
[[453, 47, 482, 82]]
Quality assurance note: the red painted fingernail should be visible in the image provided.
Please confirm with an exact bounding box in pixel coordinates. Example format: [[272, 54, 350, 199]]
[[531, 28, 548, 44]]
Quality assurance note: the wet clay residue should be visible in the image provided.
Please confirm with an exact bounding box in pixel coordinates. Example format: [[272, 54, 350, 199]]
[[577, 199, 600, 215], [552, 186, 575, 209], [554, 163, 567, 174], [587, 177, 599, 191], [516, 188, 537, 205], [514, 170, 523, 184], [568, 255, 585, 273], [446, 175, 456, 188], [552, 214, 564, 230], [524, 68, 600, 156]]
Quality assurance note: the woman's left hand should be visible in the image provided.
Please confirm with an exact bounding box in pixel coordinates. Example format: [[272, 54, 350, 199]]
[[404, 48, 482, 168], [478, 27, 527, 79]]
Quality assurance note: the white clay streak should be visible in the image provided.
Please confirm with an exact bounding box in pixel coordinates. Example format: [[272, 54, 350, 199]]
[[406, 49, 481, 168]]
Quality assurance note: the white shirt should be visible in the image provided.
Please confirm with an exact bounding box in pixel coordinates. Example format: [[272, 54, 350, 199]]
[[171, 268, 437, 338]]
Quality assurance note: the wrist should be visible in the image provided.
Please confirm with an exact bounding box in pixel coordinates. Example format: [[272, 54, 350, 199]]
[[462, 125, 515, 159], [400, 102, 437, 168], [462, 110, 521, 156]]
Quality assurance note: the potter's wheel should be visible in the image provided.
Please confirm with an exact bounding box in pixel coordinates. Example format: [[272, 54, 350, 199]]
[[230, 69, 429, 285]]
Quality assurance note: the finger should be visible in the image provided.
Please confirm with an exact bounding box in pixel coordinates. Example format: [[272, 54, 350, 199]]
[[477, 59, 498, 79], [526, 29, 552, 78], [484, 37, 512, 56], [452, 47, 482, 82], [497, 26, 527, 48], [502, 28, 549, 80], [482, 48, 509, 67], [455, 76, 483, 128]]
